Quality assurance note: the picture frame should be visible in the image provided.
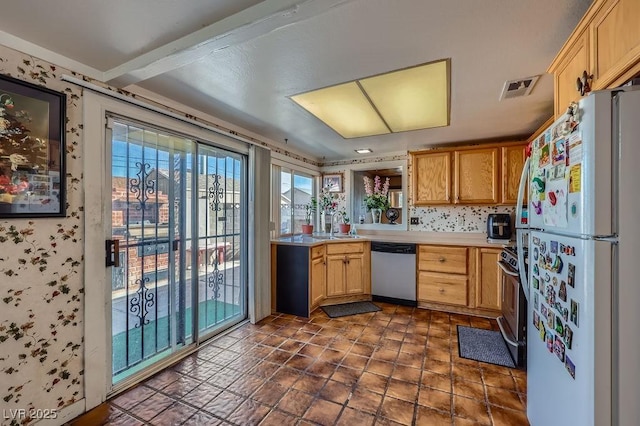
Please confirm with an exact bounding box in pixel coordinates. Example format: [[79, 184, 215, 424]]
[[322, 173, 343, 193], [0, 74, 66, 218]]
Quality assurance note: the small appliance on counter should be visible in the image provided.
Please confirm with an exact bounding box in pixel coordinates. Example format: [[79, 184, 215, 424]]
[[487, 213, 512, 242]]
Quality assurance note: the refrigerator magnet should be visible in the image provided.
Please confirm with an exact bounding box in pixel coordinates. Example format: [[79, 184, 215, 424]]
[[540, 322, 546, 341], [534, 292, 539, 310], [564, 325, 573, 350], [565, 356, 576, 379], [552, 276, 558, 287], [540, 241, 547, 254], [570, 300, 579, 326], [547, 310, 555, 329], [541, 304, 548, 318], [552, 138, 567, 165], [550, 241, 558, 253], [555, 316, 564, 335], [533, 247, 539, 260], [533, 264, 539, 276], [554, 335, 566, 362], [559, 281, 567, 302], [533, 276, 540, 290], [552, 255, 563, 273], [546, 331, 554, 352], [569, 164, 582, 193], [533, 311, 540, 329], [563, 307, 569, 322], [539, 143, 550, 167], [568, 263, 576, 287], [533, 236, 541, 245]]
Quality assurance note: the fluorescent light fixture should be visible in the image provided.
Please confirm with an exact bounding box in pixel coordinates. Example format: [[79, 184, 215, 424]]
[[290, 59, 450, 138], [290, 82, 390, 138], [355, 148, 373, 154]]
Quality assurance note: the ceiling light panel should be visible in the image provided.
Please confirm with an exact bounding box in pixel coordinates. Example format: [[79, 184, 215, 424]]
[[290, 82, 390, 138], [359, 59, 450, 132]]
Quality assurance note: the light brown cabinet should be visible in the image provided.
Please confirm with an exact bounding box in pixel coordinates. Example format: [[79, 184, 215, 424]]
[[411, 142, 525, 206], [417, 244, 502, 317], [310, 251, 325, 309], [412, 151, 451, 205], [325, 242, 370, 298], [417, 245, 469, 307], [549, 0, 640, 118], [454, 148, 499, 204], [474, 248, 502, 311], [501, 145, 527, 205]]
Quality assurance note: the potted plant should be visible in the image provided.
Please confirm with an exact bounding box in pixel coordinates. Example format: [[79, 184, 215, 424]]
[[339, 210, 351, 234], [363, 175, 391, 223], [302, 197, 317, 234]]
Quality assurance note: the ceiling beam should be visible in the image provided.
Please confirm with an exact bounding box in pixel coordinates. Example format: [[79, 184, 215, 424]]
[[104, 0, 355, 88]]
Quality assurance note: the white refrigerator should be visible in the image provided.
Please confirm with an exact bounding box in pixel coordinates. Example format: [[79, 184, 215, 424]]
[[515, 88, 640, 426]]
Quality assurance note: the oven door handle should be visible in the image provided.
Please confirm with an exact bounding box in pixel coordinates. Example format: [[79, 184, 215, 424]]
[[497, 261, 519, 277], [497, 316, 519, 348]]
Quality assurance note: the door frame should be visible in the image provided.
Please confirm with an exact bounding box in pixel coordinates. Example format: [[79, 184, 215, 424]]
[[83, 91, 251, 408]]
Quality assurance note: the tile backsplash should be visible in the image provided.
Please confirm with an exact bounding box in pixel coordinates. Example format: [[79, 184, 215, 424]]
[[409, 205, 515, 233]]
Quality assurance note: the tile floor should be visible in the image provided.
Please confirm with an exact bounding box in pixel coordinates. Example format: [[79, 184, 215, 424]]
[[77, 304, 529, 425]]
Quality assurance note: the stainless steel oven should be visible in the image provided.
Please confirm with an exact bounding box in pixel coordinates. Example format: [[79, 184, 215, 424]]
[[496, 247, 527, 368]]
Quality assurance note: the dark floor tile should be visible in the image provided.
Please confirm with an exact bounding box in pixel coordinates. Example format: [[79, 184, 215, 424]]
[[318, 379, 351, 405], [134, 392, 176, 421], [111, 385, 156, 410], [104, 413, 145, 426], [275, 390, 312, 417], [149, 401, 197, 425], [227, 398, 270, 426], [365, 359, 394, 377], [421, 371, 452, 393], [331, 365, 362, 386], [251, 381, 287, 406], [182, 383, 223, 408], [486, 387, 525, 411], [380, 396, 415, 425], [417, 387, 452, 414], [358, 371, 389, 394], [182, 410, 224, 425], [303, 398, 342, 426], [203, 390, 246, 419], [415, 405, 453, 426], [259, 409, 299, 426], [483, 370, 518, 391], [292, 374, 328, 394], [386, 378, 419, 403], [336, 407, 375, 426], [347, 387, 383, 414], [453, 377, 486, 401], [392, 365, 422, 384], [453, 395, 491, 425]]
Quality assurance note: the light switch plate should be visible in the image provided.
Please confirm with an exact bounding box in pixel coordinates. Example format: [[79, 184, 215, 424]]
[[410, 217, 419, 225]]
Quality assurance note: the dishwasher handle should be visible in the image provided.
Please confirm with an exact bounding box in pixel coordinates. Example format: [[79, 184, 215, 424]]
[[371, 242, 416, 254]]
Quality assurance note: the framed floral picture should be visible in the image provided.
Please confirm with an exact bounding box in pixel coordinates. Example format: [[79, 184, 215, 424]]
[[0, 74, 66, 218], [322, 173, 343, 193]]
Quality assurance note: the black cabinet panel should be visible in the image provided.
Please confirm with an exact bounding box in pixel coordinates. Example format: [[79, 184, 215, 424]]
[[276, 245, 310, 317]]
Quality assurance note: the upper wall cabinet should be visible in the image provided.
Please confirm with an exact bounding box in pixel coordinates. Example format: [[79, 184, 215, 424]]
[[412, 151, 451, 205], [549, 0, 640, 118], [501, 145, 527, 205], [454, 147, 499, 204], [411, 142, 526, 206]]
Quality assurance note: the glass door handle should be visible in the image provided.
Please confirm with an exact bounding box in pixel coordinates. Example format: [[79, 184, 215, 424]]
[[105, 239, 120, 267]]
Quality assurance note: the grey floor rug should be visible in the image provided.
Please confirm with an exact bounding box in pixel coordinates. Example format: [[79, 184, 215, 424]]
[[321, 301, 381, 318], [457, 325, 516, 368]]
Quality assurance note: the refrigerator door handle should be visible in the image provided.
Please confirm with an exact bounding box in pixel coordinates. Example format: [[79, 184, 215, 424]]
[[516, 230, 529, 301], [515, 157, 530, 229]]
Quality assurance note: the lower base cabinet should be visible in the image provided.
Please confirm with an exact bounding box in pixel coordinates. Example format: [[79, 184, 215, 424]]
[[272, 241, 370, 317], [417, 244, 503, 317]]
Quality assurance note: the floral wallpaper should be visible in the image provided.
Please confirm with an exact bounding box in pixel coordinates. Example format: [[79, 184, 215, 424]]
[[0, 46, 84, 424], [409, 205, 515, 232]]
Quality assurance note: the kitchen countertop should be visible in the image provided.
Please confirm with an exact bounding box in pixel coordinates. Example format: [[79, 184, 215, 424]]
[[271, 230, 514, 248]]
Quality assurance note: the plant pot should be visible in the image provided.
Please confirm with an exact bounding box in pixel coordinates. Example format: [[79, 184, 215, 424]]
[[339, 224, 351, 234], [301, 224, 314, 235]]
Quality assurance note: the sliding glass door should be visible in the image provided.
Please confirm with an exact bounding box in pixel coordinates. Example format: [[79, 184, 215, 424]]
[[107, 118, 246, 384]]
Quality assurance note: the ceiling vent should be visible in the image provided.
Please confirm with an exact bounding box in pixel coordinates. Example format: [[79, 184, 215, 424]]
[[499, 75, 540, 100]]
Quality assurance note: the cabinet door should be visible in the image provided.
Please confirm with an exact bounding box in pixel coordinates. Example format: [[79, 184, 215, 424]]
[[412, 152, 451, 205], [345, 254, 364, 294], [475, 248, 502, 311], [591, 0, 640, 89], [310, 256, 326, 307], [501, 145, 526, 205], [454, 148, 499, 204], [553, 30, 589, 118], [326, 255, 346, 297]]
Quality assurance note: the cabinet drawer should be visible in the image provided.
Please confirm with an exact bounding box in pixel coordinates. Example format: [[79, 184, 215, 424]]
[[418, 246, 467, 274], [311, 244, 325, 259], [418, 271, 467, 306], [326, 242, 364, 255]]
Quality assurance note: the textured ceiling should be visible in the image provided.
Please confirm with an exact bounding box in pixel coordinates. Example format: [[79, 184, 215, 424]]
[[0, 0, 592, 161]]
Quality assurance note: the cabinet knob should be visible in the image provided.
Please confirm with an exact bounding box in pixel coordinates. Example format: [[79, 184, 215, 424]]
[[438, 257, 446, 263], [439, 288, 445, 294]]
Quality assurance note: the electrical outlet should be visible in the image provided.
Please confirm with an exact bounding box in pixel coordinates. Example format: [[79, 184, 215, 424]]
[[410, 217, 419, 225]]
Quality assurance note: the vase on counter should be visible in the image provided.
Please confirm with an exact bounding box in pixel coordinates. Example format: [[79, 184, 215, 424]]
[[301, 224, 314, 235], [371, 208, 382, 224], [322, 210, 333, 233]]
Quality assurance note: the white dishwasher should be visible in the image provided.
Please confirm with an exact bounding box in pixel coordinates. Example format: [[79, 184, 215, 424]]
[[371, 241, 417, 306]]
